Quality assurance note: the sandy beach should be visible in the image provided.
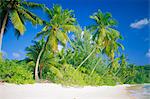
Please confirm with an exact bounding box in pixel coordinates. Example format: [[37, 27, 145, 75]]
[[0, 83, 135, 99]]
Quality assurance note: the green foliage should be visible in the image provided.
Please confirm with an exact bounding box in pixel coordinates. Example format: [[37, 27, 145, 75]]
[[0, 0, 44, 36], [89, 10, 124, 69], [60, 64, 86, 86], [0, 60, 34, 84], [134, 65, 150, 83], [102, 74, 118, 86], [0, 4, 149, 86], [36, 4, 78, 53], [84, 73, 103, 86], [118, 64, 137, 84]]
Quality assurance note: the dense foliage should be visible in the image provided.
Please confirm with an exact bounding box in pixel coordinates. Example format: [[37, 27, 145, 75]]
[[0, 60, 34, 84], [0, 2, 149, 85]]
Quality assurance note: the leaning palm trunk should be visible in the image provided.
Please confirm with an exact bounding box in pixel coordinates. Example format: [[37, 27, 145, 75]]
[[67, 36, 77, 49], [75, 47, 96, 72], [90, 57, 101, 76], [39, 65, 43, 79], [35, 46, 44, 81], [0, 12, 8, 53], [34, 36, 50, 81]]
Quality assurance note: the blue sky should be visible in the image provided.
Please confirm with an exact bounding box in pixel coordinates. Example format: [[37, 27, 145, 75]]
[[2, 0, 149, 65]]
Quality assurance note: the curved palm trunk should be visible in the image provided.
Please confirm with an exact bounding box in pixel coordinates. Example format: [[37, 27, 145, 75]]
[[39, 64, 44, 79], [35, 35, 50, 81], [75, 47, 96, 72], [40, 67, 43, 79], [90, 57, 101, 76], [0, 12, 8, 53], [35, 46, 44, 81], [67, 36, 76, 49]]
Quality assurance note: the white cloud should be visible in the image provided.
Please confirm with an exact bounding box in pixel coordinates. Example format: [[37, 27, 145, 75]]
[[12, 52, 20, 59], [130, 18, 150, 29], [146, 49, 150, 58]]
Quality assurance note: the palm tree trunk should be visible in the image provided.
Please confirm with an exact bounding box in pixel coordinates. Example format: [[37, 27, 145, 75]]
[[35, 36, 50, 81], [39, 64, 44, 79], [0, 12, 8, 53], [67, 36, 76, 49], [75, 47, 96, 71], [90, 57, 101, 76], [35, 46, 44, 81], [39, 66, 43, 79]]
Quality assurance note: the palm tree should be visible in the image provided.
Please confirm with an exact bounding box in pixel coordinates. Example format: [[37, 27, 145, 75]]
[[34, 5, 78, 80], [26, 39, 45, 79], [102, 28, 124, 68], [90, 10, 125, 69], [114, 54, 127, 76], [76, 10, 124, 71], [0, 0, 44, 53], [26, 39, 61, 79]]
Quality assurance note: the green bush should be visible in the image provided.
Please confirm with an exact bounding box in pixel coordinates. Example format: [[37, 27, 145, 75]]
[[133, 65, 150, 84], [84, 73, 103, 86], [0, 60, 34, 84], [102, 74, 118, 86], [53, 64, 86, 86], [44, 63, 119, 86]]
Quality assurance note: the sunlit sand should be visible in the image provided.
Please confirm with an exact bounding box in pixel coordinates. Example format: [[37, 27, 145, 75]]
[[0, 83, 135, 99]]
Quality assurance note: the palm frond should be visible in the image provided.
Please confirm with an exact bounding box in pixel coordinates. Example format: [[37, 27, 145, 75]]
[[49, 65, 63, 79], [19, 7, 43, 25], [44, 7, 52, 18], [22, 1, 45, 9], [104, 12, 112, 20], [108, 19, 117, 26], [35, 26, 49, 39], [17, 8, 37, 25], [53, 4, 62, 14], [117, 43, 125, 50], [56, 30, 67, 45], [62, 25, 78, 32], [10, 10, 26, 34], [87, 25, 98, 33], [48, 33, 58, 52]]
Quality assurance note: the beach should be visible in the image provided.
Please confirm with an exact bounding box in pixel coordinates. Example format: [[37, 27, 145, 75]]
[[0, 83, 135, 99]]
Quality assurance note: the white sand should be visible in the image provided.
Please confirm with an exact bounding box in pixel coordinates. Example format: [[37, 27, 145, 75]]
[[0, 83, 135, 99]]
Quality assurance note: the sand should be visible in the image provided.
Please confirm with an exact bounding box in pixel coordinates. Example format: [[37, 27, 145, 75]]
[[0, 83, 135, 99]]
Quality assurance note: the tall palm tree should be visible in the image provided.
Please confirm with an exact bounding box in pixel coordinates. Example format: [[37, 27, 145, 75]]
[[34, 5, 78, 80], [102, 28, 124, 68], [0, 0, 44, 53], [26, 39, 45, 79], [26, 39, 61, 79], [76, 10, 124, 71]]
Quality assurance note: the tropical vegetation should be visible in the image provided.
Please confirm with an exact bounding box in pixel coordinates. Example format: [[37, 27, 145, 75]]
[[0, 1, 149, 85]]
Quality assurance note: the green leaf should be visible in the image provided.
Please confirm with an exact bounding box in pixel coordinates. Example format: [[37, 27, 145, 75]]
[[17, 8, 37, 25], [56, 30, 67, 45], [48, 33, 58, 52], [49, 65, 63, 79], [22, 1, 44, 9], [117, 43, 125, 50], [62, 25, 78, 32], [10, 10, 26, 34], [20, 7, 43, 25]]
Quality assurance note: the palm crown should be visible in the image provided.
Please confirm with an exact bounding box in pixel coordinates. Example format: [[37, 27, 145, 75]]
[[89, 10, 124, 67], [36, 5, 78, 53], [0, 0, 44, 53], [0, 0, 44, 34]]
